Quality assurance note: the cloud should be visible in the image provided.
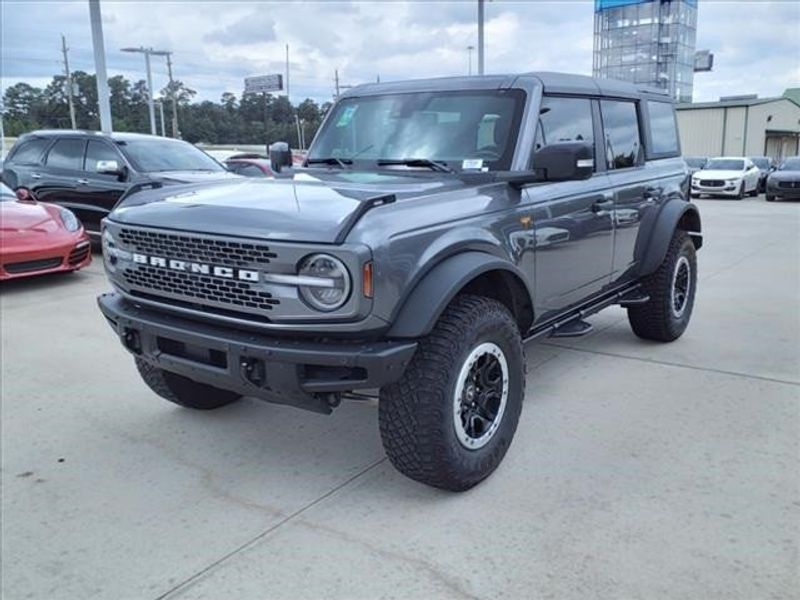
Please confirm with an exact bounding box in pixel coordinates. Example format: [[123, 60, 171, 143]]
[[1, 0, 797, 107], [203, 11, 277, 45]]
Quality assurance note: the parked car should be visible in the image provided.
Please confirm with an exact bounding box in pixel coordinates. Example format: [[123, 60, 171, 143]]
[[224, 154, 273, 177], [684, 156, 707, 176], [690, 156, 760, 199], [765, 156, 800, 202], [749, 156, 774, 192], [98, 72, 702, 491], [0, 182, 91, 280], [2, 131, 239, 239]]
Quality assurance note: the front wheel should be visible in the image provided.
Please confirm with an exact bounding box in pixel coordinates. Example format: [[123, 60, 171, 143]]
[[736, 182, 746, 200], [379, 295, 525, 491], [627, 230, 697, 342], [135, 358, 242, 410]]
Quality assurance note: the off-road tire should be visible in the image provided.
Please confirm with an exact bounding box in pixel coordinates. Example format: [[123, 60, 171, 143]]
[[628, 230, 697, 342], [378, 295, 525, 492], [135, 358, 241, 410]]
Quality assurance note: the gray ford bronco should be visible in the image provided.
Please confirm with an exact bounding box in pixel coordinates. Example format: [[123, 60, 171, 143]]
[[98, 72, 702, 491]]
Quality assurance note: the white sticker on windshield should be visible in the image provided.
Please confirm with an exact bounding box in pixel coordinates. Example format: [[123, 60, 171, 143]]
[[462, 158, 484, 170]]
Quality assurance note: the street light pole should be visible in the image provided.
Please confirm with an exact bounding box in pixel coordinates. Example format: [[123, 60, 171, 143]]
[[88, 0, 112, 133], [121, 46, 157, 135], [467, 45, 475, 76], [477, 0, 485, 75]]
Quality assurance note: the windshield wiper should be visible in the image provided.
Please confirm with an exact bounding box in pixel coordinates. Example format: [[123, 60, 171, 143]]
[[306, 157, 352, 169], [376, 158, 454, 173]]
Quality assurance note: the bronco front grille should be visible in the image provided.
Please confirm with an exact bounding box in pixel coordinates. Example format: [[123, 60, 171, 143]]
[[116, 227, 281, 318], [118, 228, 277, 267]]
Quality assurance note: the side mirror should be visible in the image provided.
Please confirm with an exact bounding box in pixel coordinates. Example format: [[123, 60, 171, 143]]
[[533, 142, 594, 182], [15, 187, 37, 203], [269, 142, 293, 174], [97, 160, 127, 180]]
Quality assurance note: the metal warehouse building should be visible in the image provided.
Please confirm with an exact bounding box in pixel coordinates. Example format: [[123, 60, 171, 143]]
[[676, 92, 800, 160]]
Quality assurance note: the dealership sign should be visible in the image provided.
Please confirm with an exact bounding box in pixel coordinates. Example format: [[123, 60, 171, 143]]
[[244, 74, 284, 94]]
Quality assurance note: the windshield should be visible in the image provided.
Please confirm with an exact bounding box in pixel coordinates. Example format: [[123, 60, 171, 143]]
[[779, 157, 800, 170], [119, 139, 224, 173], [704, 158, 744, 171], [1, 182, 15, 201], [684, 157, 706, 168], [750, 157, 770, 169], [308, 89, 526, 171]]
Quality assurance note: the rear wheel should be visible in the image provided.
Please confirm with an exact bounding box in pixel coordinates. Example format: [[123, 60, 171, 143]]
[[627, 230, 697, 342], [379, 295, 525, 491], [748, 182, 758, 197], [766, 194, 776, 202], [135, 358, 242, 410]]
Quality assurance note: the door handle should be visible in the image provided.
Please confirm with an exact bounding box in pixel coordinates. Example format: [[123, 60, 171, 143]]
[[76, 178, 89, 185], [592, 199, 614, 213], [30, 173, 42, 179]]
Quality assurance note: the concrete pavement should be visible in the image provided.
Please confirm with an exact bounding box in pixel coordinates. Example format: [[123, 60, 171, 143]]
[[1, 195, 798, 600]]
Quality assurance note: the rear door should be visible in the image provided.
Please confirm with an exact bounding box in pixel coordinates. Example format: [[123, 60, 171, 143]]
[[80, 139, 130, 234], [525, 95, 615, 317], [600, 99, 651, 281], [35, 138, 87, 211], [2, 137, 52, 190]]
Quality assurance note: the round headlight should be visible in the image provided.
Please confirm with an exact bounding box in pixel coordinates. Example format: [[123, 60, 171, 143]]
[[58, 207, 80, 232], [298, 254, 351, 312]]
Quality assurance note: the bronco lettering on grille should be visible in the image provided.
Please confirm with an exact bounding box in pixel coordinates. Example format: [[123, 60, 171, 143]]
[[132, 253, 259, 282]]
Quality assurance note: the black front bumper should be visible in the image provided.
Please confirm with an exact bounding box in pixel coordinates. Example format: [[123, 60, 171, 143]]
[[98, 292, 417, 413]]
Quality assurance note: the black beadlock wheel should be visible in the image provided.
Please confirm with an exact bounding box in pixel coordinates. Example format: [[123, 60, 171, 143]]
[[627, 230, 697, 342], [378, 295, 525, 492], [135, 358, 242, 410]]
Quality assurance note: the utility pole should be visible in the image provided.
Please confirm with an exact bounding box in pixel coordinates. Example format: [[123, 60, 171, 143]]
[[157, 101, 166, 136], [88, 0, 112, 133], [334, 69, 340, 100], [285, 44, 290, 101], [477, 0, 485, 75], [163, 52, 179, 138], [61, 35, 77, 129], [121, 46, 157, 135], [150, 50, 178, 137], [467, 45, 475, 76]]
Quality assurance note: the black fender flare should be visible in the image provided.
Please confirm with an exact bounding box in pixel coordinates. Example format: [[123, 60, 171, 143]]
[[387, 251, 532, 339], [638, 199, 702, 276]]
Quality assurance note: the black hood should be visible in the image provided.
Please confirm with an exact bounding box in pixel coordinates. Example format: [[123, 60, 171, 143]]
[[768, 170, 800, 182], [110, 170, 481, 243]]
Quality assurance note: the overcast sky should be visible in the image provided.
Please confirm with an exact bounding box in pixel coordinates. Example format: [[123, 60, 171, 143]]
[[1, 0, 798, 106]]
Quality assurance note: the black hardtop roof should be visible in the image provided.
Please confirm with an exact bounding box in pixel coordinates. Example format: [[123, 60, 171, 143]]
[[341, 71, 670, 101], [20, 130, 184, 143]]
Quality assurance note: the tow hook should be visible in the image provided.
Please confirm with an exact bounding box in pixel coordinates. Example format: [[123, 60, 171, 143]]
[[240, 357, 266, 387], [123, 328, 142, 354]]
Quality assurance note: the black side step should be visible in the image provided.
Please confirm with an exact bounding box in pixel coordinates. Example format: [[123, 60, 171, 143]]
[[550, 319, 594, 338], [617, 289, 650, 307]]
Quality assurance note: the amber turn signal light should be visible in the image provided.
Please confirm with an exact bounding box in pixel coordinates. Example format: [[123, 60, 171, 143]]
[[362, 262, 374, 298]]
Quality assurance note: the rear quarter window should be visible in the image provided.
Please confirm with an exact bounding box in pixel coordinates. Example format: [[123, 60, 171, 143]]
[[8, 138, 50, 165], [646, 101, 680, 156]]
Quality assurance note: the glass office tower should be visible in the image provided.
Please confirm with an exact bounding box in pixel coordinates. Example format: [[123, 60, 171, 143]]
[[593, 0, 698, 103]]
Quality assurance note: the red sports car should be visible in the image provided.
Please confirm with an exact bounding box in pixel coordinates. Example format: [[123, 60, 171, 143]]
[[0, 183, 91, 280]]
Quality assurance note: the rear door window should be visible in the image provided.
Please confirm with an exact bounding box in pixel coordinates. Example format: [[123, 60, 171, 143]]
[[45, 139, 87, 171], [600, 100, 642, 169], [646, 101, 679, 156]]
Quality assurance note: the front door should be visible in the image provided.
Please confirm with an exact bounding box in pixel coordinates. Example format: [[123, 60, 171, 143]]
[[525, 96, 614, 319], [79, 140, 130, 234]]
